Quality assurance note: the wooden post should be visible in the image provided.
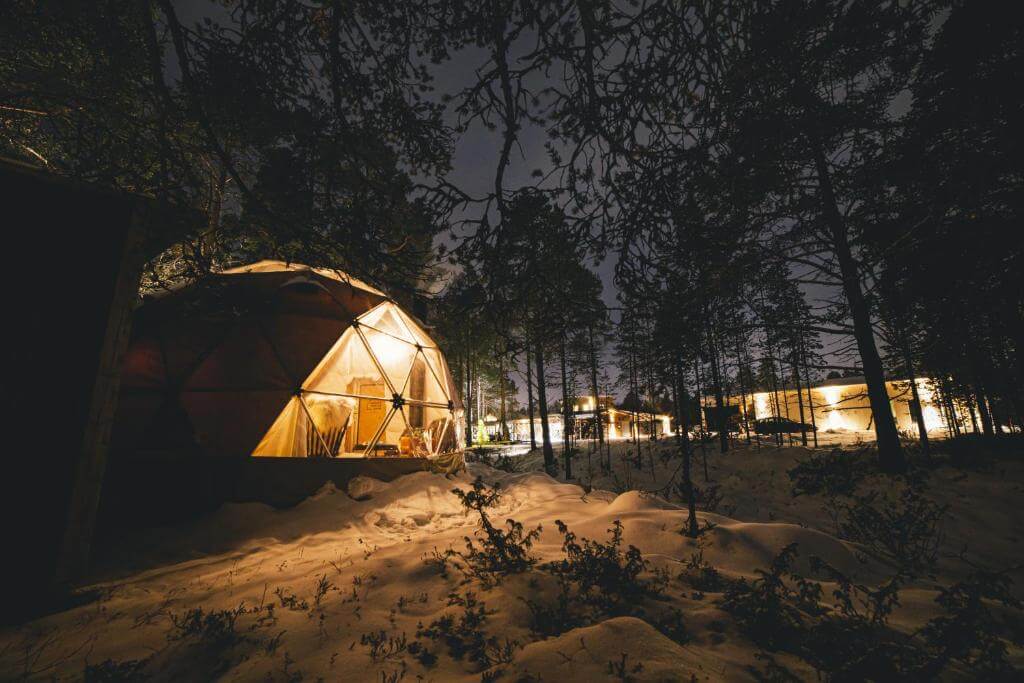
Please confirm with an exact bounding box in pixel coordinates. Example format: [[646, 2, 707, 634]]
[[55, 202, 149, 585]]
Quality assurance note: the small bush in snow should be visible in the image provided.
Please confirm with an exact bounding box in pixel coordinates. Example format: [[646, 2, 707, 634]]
[[915, 567, 1022, 678], [519, 574, 579, 638], [548, 519, 665, 610], [607, 652, 645, 681], [168, 605, 245, 646], [720, 542, 1022, 679], [825, 486, 946, 575], [451, 478, 541, 585], [274, 587, 309, 611], [423, 546, 454, 578], [788, 448, 872, 498], [83, 658, 147, 682], [679, 536, 727, 594], [721, 543, 822, 651], [313, 574, 336, 608], [360, 630, 409, 662], [416, 591, 518, 672]]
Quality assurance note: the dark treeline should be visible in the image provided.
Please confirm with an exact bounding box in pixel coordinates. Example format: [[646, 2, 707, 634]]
[[3, 2, 1021, 519], [437, 191, 608, 478], [432, 1, 1022, 497]]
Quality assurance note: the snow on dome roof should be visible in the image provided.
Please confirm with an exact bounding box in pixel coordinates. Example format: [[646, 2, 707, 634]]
[[220, 259, 387, 298]]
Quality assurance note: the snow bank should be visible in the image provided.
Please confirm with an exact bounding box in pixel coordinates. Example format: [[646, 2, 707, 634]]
[[4, 448, 1021, 681], [508, 617, 710, 681]]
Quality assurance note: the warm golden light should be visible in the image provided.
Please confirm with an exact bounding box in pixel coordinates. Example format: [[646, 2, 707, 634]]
[[824, 409, 852, 431], [754, 392, 772, 419], [369, 333, 406, 368], [818, 386, 853, 431], [915, 379, 945, 432], [821, 386, 841, 407]]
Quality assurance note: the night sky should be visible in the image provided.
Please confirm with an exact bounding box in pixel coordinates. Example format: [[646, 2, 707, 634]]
[[173, 1, 619, 309]]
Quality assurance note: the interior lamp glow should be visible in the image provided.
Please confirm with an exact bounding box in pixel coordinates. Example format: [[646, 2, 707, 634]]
[[370, 333, 406, 368]]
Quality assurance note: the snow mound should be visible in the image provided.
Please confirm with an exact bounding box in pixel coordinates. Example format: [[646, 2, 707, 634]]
[[469, 465, 588, 506], [346, 475, 390, 501], [708, 520, 875, 580], [506, 616, 708, 681], [606, 489, 681, 514], [307, 480, 340, 500]]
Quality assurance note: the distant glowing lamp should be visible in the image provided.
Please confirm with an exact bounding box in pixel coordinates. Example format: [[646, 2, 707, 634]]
[[754, 392, 772, 418], [824, 409, 850, 431], [915, 379, 945, 432]]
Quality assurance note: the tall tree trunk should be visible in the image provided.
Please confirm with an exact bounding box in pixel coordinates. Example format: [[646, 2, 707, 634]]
[[535, 342, 556, 473], [944, 380, 962, 436], [975, 387, 995, 437], [477, 375, 483, 434], [705, 322, 729, 453], [464, 352, 473, 447], [903, 349, 930, 457], [884, 272, 930, 455], [693, 360, 710, 482], [780, 357, 795, 447], [497, 353, 506, 440], [800, 338, 819, 448], [734, 339, 753, 445], [965, 389, 980, 435], [811, 141, 905, 472], [559, 333, 573, 479], [793, 355, 808, 447], [643, 328, 657, 444], [967, 342, 996, 437], [202, 163, 228, 269], [626, 350, 634, 466], [990, 338, 1016, 433], [673, 358, 699, 537], [940, 384, 956, 439], [694, 356, 706, 434], [525, 346, 537, 450], [588, 325, 604, 450], [644, 344, 658, 478], [763, 325, 784, 447]]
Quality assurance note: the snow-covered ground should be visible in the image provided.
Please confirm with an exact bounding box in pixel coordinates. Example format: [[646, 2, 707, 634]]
[[2, 441, 1022, 681]]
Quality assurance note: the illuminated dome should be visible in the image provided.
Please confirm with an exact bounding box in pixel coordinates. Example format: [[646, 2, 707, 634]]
[[114, 261, 463, 458]]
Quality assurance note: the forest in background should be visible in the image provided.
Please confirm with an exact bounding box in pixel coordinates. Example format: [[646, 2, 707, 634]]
[[2, 0, 1022, 494]]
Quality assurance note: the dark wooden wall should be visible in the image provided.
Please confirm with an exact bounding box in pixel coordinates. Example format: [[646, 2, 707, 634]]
[[1, 160, 154, 619]]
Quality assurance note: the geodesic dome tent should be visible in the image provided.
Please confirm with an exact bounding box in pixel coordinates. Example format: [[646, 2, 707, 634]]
[[113, 260, 463, 459]]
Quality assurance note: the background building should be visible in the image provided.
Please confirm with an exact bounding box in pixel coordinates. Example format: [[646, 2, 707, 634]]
[[705, 375, 974, 438], [509, 395, 672, 443]]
